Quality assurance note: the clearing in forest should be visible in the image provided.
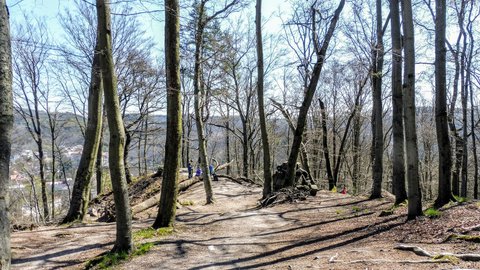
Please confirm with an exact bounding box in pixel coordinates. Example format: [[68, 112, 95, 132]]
[[11, 177, 480, 269]]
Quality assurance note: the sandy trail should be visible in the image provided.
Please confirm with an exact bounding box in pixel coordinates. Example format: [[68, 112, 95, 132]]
[[11, 179, 480, 270]]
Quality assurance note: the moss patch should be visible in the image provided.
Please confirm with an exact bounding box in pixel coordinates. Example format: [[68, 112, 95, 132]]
[[424, 208, 441, 218], [133, 227, 173, 241]]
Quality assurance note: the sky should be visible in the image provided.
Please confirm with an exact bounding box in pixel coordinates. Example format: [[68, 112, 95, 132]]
[[6, 0, 289, 51]]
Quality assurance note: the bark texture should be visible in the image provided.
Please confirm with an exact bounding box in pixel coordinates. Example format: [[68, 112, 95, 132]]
[[153, 0, 182, 228], [0, 1, 12, 268], [62, 41, 104, 224], [401, 0, 422, 219], [370, 0, 384, 199], [256, 0, 273, 198], [96, 0, 133, 253], [434, 0, 453, 208], [390, 0, 407, 204]]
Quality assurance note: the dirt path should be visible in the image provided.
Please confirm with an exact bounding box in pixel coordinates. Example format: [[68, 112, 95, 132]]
[[11, 179, 480, 269]]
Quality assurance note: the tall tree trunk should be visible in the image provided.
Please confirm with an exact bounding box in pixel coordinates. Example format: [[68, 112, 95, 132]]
[[469, 42, 478, 200], [0, 1, 13, 267], [226, 108, 231, 175], [193, 2, 213, 203], [124, 129, 133, 184], [401, 0, 422, 219], [96, 0, 133, 253], [319, 99, 334, 189], [370, 0, 384, 199], [49, 118, 56, 220], [256, 0, 273, 198], [96, 122, 104, 195], [390, 0, 407, 205], [153, 0, 182, 228], [352, 101, 361, 194], [37, 133, 49, 221], [284, 0, 346, 186], [434, 0, 454, 208], [460, 7, 468, 198], [62, 41, 104, 224]]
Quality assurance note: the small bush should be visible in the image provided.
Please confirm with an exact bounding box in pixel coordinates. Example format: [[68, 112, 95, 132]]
[[424, 208, 441, 218], [453, 195, 468, 203]]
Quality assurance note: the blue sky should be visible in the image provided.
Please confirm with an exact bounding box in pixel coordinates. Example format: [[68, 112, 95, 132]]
[[7, 0, 289, 51]]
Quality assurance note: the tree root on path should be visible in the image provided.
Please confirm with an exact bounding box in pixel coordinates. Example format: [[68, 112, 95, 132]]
[[395, 244, 480, 262], [330, 259, 450, 264], [444, 233, 480, 243]]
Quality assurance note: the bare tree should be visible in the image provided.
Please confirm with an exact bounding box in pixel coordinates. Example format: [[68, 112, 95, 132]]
[[192, 0, 243, 203], [62, 40, 104, 224], [434, 0, 454, 208], [390, 0, 407, 205], [401, 0, 422, 219], [153, 0, 182, 228], [12, 17, 50, 221], [284, 0, 346, 187], [96, 0, 133, 253]]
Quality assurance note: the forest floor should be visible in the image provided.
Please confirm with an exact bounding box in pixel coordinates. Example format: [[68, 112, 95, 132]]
[[10, 176, 480, 270]]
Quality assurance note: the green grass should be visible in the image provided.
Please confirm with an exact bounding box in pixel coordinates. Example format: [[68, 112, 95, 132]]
[[453, 195, 468, 203], [424, 207, 441, 218], [351, 206, 361, 213], [85, 239, 161, 269], [179, 200, 194, 206], [133, 227, 173, 241]]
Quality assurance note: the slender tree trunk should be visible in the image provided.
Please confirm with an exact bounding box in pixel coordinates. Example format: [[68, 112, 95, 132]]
[[401, 0, 422, 219], [49, 121, 56, 219], [467, 9, 477, 199], [390, 0, 407, 205], [0, 2, 13, 267], [37, 135, 49, 221], [352, 102, 361, 194], [124, 129, 133, 184], [96, 123, 104, 195], [320, 99, 334, 189], [226, 108, 231, 175], [370, 0, 384, 199], [193, 2, 213, 203], [434, 0, 454, 208], [284, 0, 346, 186], [96, 0, 133, 253], [62, 41, 104, 224], [256, 0, 273, 198], [153, 0, 182, 228]]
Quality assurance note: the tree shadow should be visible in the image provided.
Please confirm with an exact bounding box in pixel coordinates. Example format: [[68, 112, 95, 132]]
[[12, 241, 113, 266], [187, 215, 405, 270]]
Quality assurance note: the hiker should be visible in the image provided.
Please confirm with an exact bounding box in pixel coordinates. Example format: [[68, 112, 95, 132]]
[[341, 185, 347, 194], [195, 166, 202, 177], [187, 160, 193, 179]]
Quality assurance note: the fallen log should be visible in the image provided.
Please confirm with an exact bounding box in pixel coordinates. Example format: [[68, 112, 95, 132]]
[[215, 160, 235, 172], [132, 177, 202, 214]]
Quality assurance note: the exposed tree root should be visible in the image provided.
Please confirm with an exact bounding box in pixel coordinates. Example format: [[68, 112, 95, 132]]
[[330, 259, 450, 264], [445, 234, 480, 243], [395, 244, 480, 262]]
